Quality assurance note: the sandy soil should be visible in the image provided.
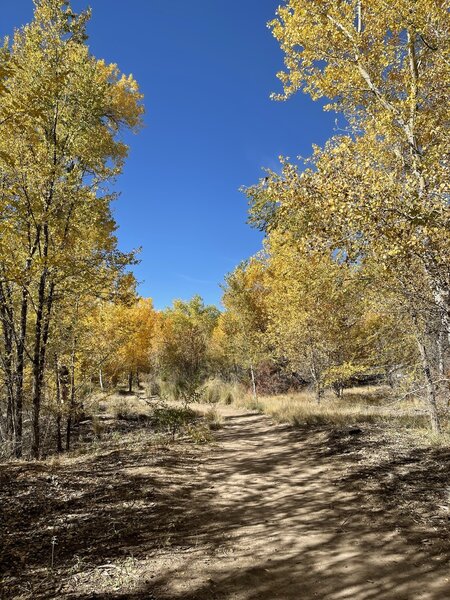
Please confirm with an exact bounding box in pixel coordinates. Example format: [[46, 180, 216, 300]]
[[2, 405, 450, 599]]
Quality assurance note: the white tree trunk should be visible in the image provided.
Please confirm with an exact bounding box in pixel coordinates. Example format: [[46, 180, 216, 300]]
[[250, 364, 257, 400]]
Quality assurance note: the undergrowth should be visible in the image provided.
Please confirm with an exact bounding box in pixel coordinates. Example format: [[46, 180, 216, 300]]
[[231, 386, 450, 439]]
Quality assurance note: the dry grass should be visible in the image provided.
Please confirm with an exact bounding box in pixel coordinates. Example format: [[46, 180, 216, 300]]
[[233, 386, 441, 433], [196, 405, 224, 430], [98, 393, 153, 420], [202, 378, 244, 405], [92, 386, 450, 443]]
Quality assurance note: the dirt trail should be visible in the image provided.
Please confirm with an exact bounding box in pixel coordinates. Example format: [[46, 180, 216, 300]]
[[2, 406, 450, 600], [143, 408, 450, 600]]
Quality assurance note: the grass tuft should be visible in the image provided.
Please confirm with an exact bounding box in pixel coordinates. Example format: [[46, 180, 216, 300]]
[[202, 378, 244, 405]]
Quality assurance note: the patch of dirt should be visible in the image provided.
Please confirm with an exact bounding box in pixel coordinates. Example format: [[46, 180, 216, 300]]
[[1, 408, 450, 599]]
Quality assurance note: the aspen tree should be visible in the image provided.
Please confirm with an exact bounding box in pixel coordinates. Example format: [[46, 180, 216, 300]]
[[0, 0, 143, 456]]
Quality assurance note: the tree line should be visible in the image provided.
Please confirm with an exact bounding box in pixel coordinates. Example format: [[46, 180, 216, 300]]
[[0, 0, 448, 458], [0, 0, 142, 457], [242, 0, 449, 432], [164, 0, 449, 433]]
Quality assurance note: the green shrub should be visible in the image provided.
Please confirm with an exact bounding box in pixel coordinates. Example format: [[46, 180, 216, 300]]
[[151, 404, 196, 440], [184, 423, 213, 444]]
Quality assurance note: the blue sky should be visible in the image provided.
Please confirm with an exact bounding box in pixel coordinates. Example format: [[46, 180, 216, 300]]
[[2, 1, 335, 309]]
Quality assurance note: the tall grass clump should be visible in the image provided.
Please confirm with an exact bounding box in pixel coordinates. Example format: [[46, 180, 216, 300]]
[[202, 378, 244, 405], [202, 406, 224, 430]]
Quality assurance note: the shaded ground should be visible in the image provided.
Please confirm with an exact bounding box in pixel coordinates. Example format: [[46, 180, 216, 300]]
[[1, 406, 450, 599]]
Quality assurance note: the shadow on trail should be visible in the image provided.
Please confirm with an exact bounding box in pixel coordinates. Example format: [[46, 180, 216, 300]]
[[0, 425, 213, 599], [2, 412, 450, 599]]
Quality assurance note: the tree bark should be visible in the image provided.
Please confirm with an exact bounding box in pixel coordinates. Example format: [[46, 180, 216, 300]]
[[250, 364, 257, 400], [11, 285, 29, 458], [55, 355, 63, 453], [0, 282, 15, 443], [416, 337, 441, 434], [356, 0, 362, 34], [309, 348, 322, 404], [66, 349, 76, 452], [438, 338, 445, 377], [315, 383, 323, 405], [333, 383, 344, 398], [31, 271, 54, 459], [31, 273, 47, 459], [128, 370, 133, 394]]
